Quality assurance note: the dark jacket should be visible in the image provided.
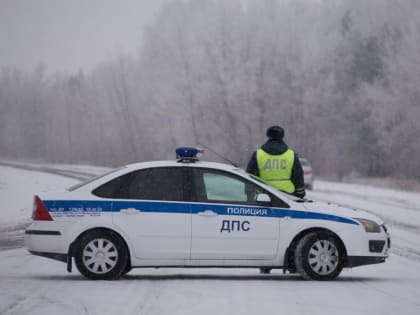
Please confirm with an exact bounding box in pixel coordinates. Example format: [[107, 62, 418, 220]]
[[246, 139, 306, 198]]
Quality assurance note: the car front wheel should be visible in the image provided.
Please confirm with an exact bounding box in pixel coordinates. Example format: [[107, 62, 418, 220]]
[[75, 230, 128, 280], [294, 232, 343, 280]]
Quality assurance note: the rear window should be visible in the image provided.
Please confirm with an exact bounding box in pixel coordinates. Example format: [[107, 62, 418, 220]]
[[67, 167, 125, 191], [92, 167, 187, 201]]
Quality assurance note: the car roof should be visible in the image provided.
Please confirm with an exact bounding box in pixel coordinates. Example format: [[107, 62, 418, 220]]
[[124, 160, 242, 172]]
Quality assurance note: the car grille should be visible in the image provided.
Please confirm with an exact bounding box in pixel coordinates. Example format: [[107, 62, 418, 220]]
[[369, 240, 386, 253]]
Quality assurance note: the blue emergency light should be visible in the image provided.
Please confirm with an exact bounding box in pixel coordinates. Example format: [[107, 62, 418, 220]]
[[176, 147, 203, 162]]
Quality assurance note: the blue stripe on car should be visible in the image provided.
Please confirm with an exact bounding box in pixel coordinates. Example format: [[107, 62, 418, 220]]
[[44, 200, 358, 225]]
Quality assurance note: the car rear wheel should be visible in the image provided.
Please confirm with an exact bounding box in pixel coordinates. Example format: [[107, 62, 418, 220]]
[[75, 230, 128, 280], [294, 232, 343, 280]]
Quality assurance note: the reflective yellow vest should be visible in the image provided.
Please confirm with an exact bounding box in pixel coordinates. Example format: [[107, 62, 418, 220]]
[[256, 148, 295, 193]]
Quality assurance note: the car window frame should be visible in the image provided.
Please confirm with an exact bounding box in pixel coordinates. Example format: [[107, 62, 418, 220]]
[[92, 166, 191, 201], [189, 167, 289, 208]]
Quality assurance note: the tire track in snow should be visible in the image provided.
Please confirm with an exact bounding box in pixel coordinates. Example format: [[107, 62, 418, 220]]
[[349, 275, 420, 308], [0, 161, 97, 181]]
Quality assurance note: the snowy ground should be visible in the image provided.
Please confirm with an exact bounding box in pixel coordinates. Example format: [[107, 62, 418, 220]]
[[1, 163, 420, 315]]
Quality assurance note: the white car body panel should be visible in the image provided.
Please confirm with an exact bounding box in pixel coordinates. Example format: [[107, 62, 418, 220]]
[[191, 204, 279, 260], [112, 202, 191, 260], [25, 159, 390, 277]]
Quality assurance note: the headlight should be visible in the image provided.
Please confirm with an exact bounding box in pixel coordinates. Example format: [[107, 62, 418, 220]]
[[353, 218, 381, 233]]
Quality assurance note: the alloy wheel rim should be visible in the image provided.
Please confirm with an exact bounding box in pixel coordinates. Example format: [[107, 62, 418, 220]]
[[82, 238, 118, 274], [308, 239, 339, 275]]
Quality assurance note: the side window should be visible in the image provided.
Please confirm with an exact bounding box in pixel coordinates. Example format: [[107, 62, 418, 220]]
[[128, 168, 185, 200], [192, 169, 264, 205], [93, 167, 186, 201], [92, 172, 132, 199]]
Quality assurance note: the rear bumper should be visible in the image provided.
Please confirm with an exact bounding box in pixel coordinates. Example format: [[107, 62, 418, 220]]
[[28, 250, 68, 263], [25, 229, 67, 255], [25, 228, 67, 262]]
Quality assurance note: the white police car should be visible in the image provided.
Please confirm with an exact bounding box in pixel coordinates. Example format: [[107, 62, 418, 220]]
[[25, 147, 390, 280]]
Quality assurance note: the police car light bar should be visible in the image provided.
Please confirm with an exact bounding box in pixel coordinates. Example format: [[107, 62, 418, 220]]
[[176, 147, 203, 162]]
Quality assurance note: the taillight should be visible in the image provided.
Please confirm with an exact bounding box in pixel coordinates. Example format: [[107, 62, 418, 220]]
[[32, 195, 53, 221]]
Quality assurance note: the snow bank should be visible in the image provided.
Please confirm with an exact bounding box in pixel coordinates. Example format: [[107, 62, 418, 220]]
[[0, 165, 78, 231]]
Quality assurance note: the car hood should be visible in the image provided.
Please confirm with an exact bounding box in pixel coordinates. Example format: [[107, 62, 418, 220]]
[[301, 199, 384, 225]]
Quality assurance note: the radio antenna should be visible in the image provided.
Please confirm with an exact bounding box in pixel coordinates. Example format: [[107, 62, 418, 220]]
[[198, 143, 239, 167]]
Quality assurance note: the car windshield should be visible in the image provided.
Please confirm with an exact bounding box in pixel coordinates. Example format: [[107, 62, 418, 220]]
[[248, 173, 271, 185], [234, 169, 268, 185], [67, 167, 126, 191]]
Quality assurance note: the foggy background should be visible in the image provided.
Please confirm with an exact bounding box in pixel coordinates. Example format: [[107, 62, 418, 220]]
[[1, 0, 420, 182], [0, 0, 164, 73]]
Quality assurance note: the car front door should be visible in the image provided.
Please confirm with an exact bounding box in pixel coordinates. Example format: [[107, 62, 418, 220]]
[[95, 167, 191, 260], [190, 168, 280, 260]]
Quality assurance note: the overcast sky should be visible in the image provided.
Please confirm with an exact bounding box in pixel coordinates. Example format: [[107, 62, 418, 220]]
[[0, 0, 164, 74]]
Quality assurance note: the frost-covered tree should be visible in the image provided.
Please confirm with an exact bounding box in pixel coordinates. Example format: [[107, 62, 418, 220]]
[[1, 0, 420, 181]]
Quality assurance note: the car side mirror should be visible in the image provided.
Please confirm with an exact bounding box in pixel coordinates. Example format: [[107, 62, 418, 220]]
[[256, 193, 271, 205]]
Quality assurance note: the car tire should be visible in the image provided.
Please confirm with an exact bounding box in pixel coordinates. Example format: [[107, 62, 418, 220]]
[[75, 230, 128, 280], [294, 232, 343, 280], [121, 264, 132, 276]]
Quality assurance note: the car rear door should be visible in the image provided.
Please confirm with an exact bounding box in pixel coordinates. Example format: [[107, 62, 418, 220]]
[[95, 167, 191, 260]]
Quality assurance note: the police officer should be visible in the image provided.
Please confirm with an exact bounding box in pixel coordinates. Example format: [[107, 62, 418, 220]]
[[246, 125, 306, 198]]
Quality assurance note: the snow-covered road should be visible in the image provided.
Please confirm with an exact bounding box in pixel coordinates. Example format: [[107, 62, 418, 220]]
[[1, 248, 420, 315], [1, 164, 420, 315]]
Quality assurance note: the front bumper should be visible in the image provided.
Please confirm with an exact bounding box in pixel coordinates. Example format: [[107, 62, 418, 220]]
[[345, 255, 387, 267], [344, 227, 390, 267]]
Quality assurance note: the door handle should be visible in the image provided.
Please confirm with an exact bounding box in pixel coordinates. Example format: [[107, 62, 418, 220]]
[[120, 208, 141, 214], [197, 210, 218, 216]]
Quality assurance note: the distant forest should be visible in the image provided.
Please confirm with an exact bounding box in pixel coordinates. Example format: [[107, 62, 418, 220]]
[[1, 0, 420, 180]]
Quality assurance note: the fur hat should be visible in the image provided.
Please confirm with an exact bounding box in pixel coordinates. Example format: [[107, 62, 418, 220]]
[[266, 125, 284, 140]]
